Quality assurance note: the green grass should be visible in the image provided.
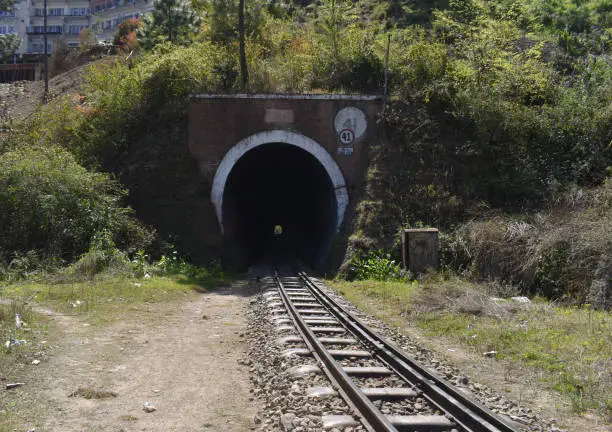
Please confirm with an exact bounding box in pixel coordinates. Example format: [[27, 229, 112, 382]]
[[328, 278, 612, 420], [0, 270, 230, 323], [0, 300, 49, 367]]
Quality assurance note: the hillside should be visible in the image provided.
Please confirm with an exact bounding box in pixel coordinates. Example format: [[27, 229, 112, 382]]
[[0, 0, 610, 298]]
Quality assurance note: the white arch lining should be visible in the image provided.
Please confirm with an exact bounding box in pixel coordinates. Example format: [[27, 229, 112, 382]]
[[211, 130, 349, 234]]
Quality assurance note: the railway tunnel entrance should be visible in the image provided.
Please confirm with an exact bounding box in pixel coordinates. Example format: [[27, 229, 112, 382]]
[[188, 93, 383, 270], [211, 131, 349, 267]]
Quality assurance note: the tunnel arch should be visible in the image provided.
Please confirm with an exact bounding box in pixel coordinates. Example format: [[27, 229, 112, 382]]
[[211, 130, 349, 236]]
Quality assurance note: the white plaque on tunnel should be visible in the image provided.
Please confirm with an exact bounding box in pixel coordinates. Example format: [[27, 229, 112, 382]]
[[265, 108, 294, 124], [334, 107, 366, 139]]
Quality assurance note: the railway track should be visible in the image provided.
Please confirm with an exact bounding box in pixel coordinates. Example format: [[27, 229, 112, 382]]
[[262, 269, 518, 432]]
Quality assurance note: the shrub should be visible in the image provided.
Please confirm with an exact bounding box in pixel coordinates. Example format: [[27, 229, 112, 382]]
[[70, 229, 131, 279], [0, 146, 152, 267]]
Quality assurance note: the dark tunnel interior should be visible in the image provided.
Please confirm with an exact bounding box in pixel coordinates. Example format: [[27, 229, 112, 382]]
[[222, 143, 337, 268]]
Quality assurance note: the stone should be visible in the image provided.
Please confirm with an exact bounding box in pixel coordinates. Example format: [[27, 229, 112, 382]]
[[142, 402, 156, 413], [280, 412, 296, 431]]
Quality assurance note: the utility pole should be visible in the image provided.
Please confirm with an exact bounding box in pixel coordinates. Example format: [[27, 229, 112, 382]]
[[43, 0, 48, 101], [238, 0, 248, 88], [383, 34, 390, 105]]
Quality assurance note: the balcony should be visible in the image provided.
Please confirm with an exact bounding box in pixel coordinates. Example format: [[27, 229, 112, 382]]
[[26, 26, 63, 35], [64, 14, 90, 20], [31, 11, 65, 18]]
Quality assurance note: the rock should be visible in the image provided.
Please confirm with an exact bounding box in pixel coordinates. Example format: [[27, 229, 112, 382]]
[[511, 296, 530, 303], [253, 414, 262, 424], [31, 359, 41, 365], [142, 402, 156, 413], [280, 412, 296, 431]]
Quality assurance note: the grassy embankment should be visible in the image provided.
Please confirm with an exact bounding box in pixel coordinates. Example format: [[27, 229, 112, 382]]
[[328, 277, 611, 421]]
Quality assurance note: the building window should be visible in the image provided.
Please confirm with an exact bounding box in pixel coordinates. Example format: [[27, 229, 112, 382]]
[[48, 8, 64, 16], [30, 25, 63, 33], [68, 25, 86, 35], [1, 25, 19, 34], [29, 41, 52, 53], [70, 8, 89, 16]]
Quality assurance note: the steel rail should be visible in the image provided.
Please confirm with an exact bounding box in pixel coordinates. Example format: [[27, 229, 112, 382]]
[[298, 272, 518, 432], [273, 274, 399, 432]]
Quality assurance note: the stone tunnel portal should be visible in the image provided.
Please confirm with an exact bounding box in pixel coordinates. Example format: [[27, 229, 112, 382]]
[[211, 131, 348, 267]]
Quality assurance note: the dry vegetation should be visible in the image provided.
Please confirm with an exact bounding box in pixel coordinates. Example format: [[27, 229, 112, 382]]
[[442, 181, 612, 308]]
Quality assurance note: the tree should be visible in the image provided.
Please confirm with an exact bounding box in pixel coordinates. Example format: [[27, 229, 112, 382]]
[[0, 0, 15, 12], [448, 0, 482, 24], [113, 18, 142, 51], [317, 0, 355, 60], [202, 0, 266, 45], [0, 34, 20, 61], [138, 0, 202, 50], [203, 0, 236, 44], [78, 28, 97, 50]]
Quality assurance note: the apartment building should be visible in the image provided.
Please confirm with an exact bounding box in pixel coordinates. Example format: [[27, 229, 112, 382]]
[[27, 0, 91, 53], [1, 0, 90, 55], [1, 0, 153, 56], [90, 0, 152, 42]]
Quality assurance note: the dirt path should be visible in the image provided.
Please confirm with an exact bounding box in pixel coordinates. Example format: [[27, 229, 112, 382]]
[[13, 283, 258, 432]]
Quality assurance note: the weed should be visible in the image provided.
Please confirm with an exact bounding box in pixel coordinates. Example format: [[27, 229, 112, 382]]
[[68, 387, 118, 399], [350, 250, 408, 282]]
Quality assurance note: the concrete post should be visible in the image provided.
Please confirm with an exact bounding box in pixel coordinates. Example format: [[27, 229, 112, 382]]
[[402, 229, 439, 273]]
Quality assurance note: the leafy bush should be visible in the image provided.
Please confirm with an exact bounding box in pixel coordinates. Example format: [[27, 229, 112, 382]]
[[350, 250, 406, 281], [0, 146, 152, 268], [70, 229, 131, 279]]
